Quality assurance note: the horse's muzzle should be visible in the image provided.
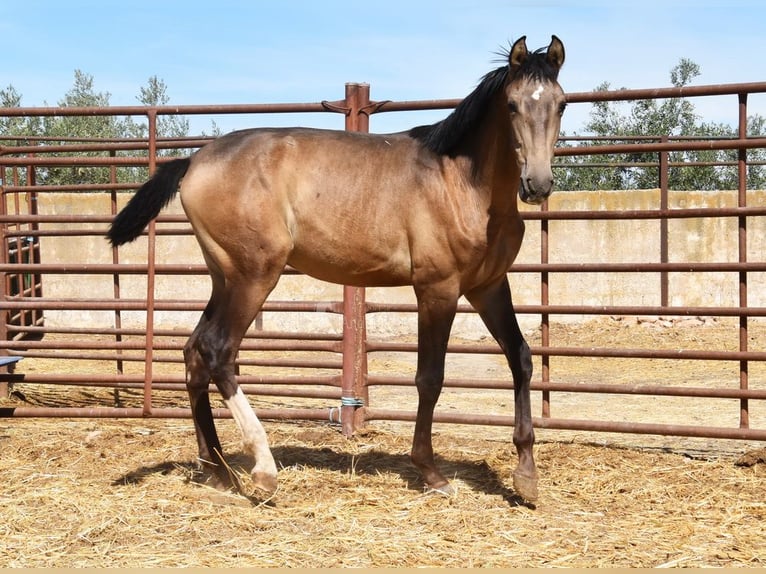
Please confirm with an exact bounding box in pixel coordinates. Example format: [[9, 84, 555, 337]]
[[518, 175, 553, 205]]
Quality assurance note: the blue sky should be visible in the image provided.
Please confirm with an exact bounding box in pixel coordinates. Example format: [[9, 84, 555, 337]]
[[2, 0, 765, 135]]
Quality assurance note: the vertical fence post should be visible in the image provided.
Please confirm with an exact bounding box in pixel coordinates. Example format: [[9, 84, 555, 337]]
[[27, 158, 41, 332], [340, 83, 370, 436], [737, 93, 749, 429], [0, 170, 8, 398], [143, 110, 158, 417], [659, 136, 669, 308], [539, 204, 551, 418], [109, 150, 124, 407]]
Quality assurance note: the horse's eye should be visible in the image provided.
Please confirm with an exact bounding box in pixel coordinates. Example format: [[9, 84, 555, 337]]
[[508, 102, 519, 114], [558, 102, 567, 115]]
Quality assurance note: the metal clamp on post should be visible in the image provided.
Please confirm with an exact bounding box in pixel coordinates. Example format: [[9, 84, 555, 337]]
[[341, 396, 364, 409], [328, 397, 365, 425]]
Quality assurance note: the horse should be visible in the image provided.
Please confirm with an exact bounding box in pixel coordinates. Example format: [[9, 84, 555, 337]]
[[108, 35, 566, 504]]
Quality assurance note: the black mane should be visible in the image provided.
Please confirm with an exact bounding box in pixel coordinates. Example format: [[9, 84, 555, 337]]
[[408, 46, 559, 157]]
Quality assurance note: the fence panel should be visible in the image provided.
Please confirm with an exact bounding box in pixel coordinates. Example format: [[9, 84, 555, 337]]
[[1, 80, 765, 446]]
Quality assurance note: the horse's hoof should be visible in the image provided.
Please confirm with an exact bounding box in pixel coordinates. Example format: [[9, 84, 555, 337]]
[[251, 471, 278, 495], [426, 481, 455, 496], [512, 470, 539, 503], [192, 470, 236, 492]]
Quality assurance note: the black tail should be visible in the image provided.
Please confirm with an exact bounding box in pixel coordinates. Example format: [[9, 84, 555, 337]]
[[107, 157, 191, 246]]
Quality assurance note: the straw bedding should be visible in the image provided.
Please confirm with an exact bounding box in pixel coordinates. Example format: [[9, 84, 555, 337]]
[[1, 318, 764, 567], [1, 418, 764, 568]]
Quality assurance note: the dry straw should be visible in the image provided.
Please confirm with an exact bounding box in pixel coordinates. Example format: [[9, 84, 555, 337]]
[[0, 416, 763, 568], [1, 317, 764, 566]]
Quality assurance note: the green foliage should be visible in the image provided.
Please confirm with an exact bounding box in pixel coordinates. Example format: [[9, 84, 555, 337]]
[[0, 85, 42, 143], [128, 75, 190, 142], [556, 59, 766, 191], [1, 85, 43, 186], [123, 75, 192, 182], [3, 63, 765, 192], [40, 70, 130, 186], [0, 71, 192, 188]]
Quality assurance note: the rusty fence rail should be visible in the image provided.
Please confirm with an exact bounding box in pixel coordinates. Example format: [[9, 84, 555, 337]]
[[1, 80, 765, 445]]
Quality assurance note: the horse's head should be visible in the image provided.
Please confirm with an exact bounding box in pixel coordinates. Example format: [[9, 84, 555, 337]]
[[505, 35, 566, 205]]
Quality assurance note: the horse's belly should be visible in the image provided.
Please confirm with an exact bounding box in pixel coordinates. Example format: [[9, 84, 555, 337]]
[[287, 248, 413, 288]]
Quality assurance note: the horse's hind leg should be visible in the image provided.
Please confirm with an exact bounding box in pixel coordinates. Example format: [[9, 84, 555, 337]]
[[184, 300, 230, 488], [466, 277, 538, 503], [186, 267, 283, 495]]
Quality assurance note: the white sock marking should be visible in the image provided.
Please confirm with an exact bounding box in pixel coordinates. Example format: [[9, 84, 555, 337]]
[[225, 388, 277, 477]]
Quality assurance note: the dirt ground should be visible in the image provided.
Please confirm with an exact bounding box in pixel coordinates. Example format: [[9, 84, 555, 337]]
[[1, 317, 765, 567]]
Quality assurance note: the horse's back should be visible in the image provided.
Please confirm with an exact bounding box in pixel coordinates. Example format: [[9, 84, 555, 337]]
[[185, 127, 428, 201], [179, 127, 433, 285]]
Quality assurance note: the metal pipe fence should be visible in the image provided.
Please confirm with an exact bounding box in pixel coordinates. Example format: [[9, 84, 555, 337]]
[[1, 80, 765, 445]]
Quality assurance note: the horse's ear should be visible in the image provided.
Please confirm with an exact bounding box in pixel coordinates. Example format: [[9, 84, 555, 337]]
[[547, 35, 565, 71], [509, 36, 528, 71]]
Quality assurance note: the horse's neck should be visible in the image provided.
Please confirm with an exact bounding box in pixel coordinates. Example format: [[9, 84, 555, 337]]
[[462, 101, 521, 217]]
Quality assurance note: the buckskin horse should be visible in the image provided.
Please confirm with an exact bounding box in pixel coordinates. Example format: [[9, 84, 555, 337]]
[[108, 35, 566, 503]]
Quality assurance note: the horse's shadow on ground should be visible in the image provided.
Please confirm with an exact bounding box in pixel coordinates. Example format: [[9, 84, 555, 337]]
[[113, 444, 530, 508]]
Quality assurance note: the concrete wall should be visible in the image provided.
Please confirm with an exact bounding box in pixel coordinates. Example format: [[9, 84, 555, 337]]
[[33, 189, 765, 338]]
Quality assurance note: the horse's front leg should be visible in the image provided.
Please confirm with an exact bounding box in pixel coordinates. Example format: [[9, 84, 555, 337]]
[[466, 277, 538, 503], [411, 285, 458, 493]]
